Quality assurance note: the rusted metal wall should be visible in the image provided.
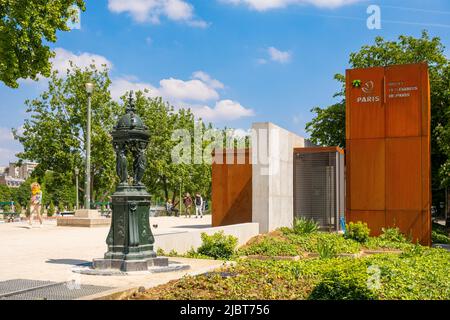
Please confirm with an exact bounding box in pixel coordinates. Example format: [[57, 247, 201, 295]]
[[346, 63, 431, 245], [212, 149, 252, 227]]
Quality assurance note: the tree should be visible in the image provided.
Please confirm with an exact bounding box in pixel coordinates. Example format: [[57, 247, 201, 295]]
[[306, 31, 450, 194], [305, 101, 346, 148], [13, 63, 121, 203], [133, 92, 213, 203], [0, 185, 12, 202], [0, 0, 85, 87], [12, 178, 32, 207]]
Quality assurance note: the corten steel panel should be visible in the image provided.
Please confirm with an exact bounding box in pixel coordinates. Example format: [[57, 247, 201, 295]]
[[385, 210, 422, 243], [212, 149, 252, 227], [386, 137, 422, 210], [346, 63, 431, 245], [346, 67, 385, 140], [422, 210, 431, 246], [347, 139, 385, 211], [385, 64, 422, 137], [347, 211, 386, 236]]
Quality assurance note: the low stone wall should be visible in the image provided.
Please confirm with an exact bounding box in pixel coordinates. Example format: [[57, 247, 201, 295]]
[[154, 223, 260, 254]]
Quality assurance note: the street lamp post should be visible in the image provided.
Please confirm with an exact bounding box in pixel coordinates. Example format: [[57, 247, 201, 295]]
[[74, 167, 79, 210], [85, 82, 94, 210]]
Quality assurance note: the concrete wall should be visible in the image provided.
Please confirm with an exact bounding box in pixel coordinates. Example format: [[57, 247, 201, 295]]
[[251, 123, 305, 233], [154, 223, 259, 254]]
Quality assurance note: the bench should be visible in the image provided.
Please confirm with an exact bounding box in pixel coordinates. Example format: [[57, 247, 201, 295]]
[[1, 212, 20, 223], [60, 211, 75, 217]]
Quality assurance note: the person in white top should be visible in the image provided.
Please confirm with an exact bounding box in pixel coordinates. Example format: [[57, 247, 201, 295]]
[[194, 193, 203, 219]]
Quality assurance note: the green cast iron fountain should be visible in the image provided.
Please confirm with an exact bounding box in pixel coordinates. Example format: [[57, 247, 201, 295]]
[[92, 92, 168, 272]]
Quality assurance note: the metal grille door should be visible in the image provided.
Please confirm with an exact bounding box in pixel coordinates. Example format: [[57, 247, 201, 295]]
[[294, 151, 343, 231]]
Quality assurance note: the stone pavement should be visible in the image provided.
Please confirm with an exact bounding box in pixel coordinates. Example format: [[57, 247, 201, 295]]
[[0, 216, 224, 300]]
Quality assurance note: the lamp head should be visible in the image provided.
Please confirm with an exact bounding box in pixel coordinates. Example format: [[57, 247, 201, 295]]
[[85, 82, 94, 94]]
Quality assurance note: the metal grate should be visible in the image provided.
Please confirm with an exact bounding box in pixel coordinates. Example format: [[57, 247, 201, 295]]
[[0, 279, 55, 296], [294, 151, 345, 231], [0, 279, 114, 300]]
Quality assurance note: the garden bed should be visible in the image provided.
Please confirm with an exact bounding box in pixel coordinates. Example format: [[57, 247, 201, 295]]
[[124, 221, 450, 300]]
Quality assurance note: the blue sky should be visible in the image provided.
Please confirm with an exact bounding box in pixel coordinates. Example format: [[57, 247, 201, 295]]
[[1, 0, 450, 165]]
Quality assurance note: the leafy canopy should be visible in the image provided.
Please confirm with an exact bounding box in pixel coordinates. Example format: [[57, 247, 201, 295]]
[[0, 0, 85, 87]]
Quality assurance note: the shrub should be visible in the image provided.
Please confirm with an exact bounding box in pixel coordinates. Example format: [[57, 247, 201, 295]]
[[14, 203, 22, 214], [293, 218, 319, 235], [25, 204, 31, 217], [239, 236, 299, 257], [308, 263, 378, 300], [432, 231, 450, 244], [47, 202, 55, 217], [379, 227, 408, 243], [317, 239, 337, 259], [197, 231, 238, 260], [345, 222, 370, 243]]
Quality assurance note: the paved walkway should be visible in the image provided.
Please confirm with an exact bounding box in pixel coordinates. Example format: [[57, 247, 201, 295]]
[[0, 216, 222, 300]]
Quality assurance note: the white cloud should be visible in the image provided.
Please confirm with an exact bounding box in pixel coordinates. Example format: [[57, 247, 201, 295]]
[[19, 48, 113, 86], [160, 78, 220, 102], [0, 127, 14, 143], [109, 77, 160, 101], [221, 0, 360, 11], [257, 58, 268, 65], [110, 71, 224, 103], [108, 0, 208, 27], [52, 48, 113, 75], [110, 75, 254, 122], [268, 47, 292, 63], [0, 127, 22, 165], [192, 100, 255, 121], [192, 71, 224, 89]]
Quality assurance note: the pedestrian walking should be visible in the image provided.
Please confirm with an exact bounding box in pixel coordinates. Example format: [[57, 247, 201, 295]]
[[194, 193, 203, 219], [27, 182, 43, 228], [183, 193, 193, 218]]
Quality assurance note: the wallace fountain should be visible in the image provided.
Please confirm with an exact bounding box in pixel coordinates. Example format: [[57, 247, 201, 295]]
[[76, 92, 189, 275]]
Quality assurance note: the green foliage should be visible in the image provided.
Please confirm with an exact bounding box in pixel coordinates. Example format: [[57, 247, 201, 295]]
[[316, 239, 337, 259], [286, 232, 362, 254], [239, 236, 299, 257], [47, 202, 55, 217], [14, 63, 121, 202], [197, 232, 238, 260], [431, 222, 450, 244], [309, 263, 377, 300], [292, 218, 320, 235], [135, 93, 212, 201], [345, 222, 371, 243], [379, 228, 408, 243], [14, 203, 22, 214], [305, 101, 346, 148], [432, 231, 450, 244], [12, 179, 33, 207], [0, 185, 12, 202], [0, 1, 86, 87], [25, 204, 31, 217], [132, 247, 450, 300]]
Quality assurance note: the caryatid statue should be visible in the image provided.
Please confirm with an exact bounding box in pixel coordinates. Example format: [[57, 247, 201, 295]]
[[111, 91, 150, 187]]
